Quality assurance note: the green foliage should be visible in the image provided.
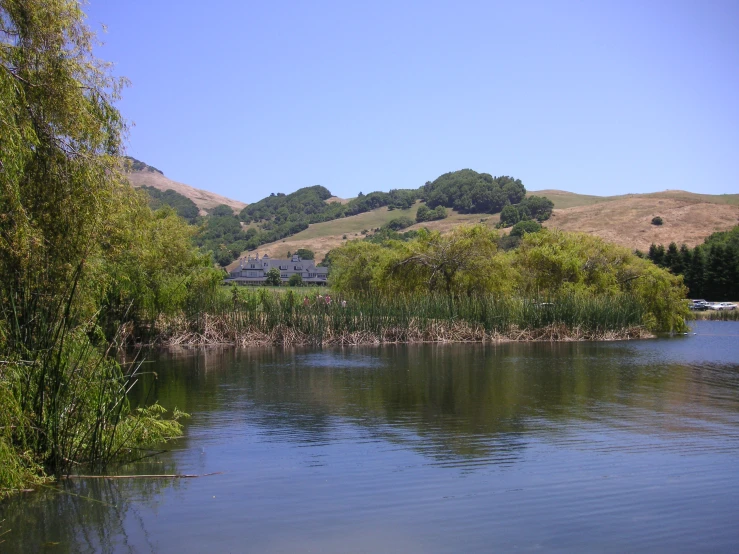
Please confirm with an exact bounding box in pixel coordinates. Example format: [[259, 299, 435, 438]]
[[416, 204, 448, 222], [288, 273, 304, 287], [193, 209, 256, 266], [0, 0, 186, 490], [329, 226, 688, 332], [295, 248, 315, 260], [652, 216, 663, 225], [423, 170, 526, 214], [522, 195, 554, 221], [180, 285, 655, 346], [383, 216, 415, 231], [510, 220, 542, 237], [139, 185, 199, 223], [499, 196, 554, 227], [210, 204, 235, 217], [265, 267, 281, 286], [499, 204, 531, 227], [648, 226, 739, 300], [99, 200, 214, 337]]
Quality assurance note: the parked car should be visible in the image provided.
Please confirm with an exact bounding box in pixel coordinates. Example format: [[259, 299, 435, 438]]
[[711, 302, 737, 311], [689, 299, 709, 310]]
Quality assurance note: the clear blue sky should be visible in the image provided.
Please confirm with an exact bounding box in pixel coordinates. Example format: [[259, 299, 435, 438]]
[[86, 0, 738, 203]]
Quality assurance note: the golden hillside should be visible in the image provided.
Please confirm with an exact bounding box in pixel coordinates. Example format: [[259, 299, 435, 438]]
[[127, 169, 247, 214]]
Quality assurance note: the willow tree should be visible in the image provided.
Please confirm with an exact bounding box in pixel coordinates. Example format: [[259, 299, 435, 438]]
[[0, 0, 184, 485]]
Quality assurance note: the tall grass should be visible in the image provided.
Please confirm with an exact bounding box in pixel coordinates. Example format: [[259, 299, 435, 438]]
[[156, 287, 651, 346], [689, 309, 739, 321], [0, 272, 186, 496]]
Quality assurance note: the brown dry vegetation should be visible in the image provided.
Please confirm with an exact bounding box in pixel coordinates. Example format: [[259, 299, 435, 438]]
[[156, 313, 651, 347], [127, 169, 248, 214], [543, 194, 739, 251]]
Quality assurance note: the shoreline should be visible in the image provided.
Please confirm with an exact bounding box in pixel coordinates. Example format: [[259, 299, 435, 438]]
[[149, 317, 654, 347]]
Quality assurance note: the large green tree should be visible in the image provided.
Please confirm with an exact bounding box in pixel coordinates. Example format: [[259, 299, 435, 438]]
[[0, 0, 186, 486]]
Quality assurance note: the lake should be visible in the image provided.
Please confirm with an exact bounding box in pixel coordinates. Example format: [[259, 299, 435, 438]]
[[2, 321, 739, 553]]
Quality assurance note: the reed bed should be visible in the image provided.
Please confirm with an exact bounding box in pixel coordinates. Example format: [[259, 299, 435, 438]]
[[152, 289, 653, 346], [689, 309, 739, 321]]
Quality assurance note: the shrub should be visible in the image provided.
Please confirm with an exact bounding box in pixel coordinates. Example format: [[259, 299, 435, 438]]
[[652, 216, 663, 226], [510, 220, 542, 237], [289, 273, 304, 287], [384, 217, 415, 231], [265, 267, 281, 286], [296, 248, 315, 260]]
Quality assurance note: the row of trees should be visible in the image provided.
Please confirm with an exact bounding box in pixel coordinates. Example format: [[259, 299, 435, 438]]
[[645, 226, 739, 300]]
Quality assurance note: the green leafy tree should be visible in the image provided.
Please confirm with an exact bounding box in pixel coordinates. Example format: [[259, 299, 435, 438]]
[[499, 204, 530, 227], [140, 186, 199, 223], [384, 217, 415, 231], [510, 220, 542, 237], [416, 204, 431, 222], [432, 205, 448, 220], [210, 204, 236, 217], [521, 196, 554, 222], [0, 0, 186, 485], [296, 248, 315, 260], [288, 273, 304, 287], [265, 267, 282, 286]]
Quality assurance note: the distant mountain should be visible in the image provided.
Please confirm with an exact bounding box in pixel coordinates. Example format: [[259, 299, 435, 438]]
[[124, 157, 247, 214]]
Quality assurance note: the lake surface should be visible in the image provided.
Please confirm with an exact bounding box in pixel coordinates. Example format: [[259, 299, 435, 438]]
[[2, 321, 739, 553]]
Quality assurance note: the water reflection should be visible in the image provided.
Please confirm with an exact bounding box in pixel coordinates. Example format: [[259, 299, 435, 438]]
[[2, 321, 739, 553]]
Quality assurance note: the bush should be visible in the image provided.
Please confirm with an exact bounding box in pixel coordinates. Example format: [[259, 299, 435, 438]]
[[510, 220, 542, 237], [652, 216, 663, 226], [289, 273, 304, 287], [265, 267, 281, 286], [384, 217, 415, 231]]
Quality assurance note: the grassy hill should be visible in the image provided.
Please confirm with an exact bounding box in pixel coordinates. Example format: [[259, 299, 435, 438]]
[[238, 189, 739, 265], [121, 160, 738, 266], [125, 160, 247, 214]]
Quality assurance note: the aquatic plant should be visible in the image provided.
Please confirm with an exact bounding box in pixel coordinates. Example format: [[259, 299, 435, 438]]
[[156, 288, 652, 347]]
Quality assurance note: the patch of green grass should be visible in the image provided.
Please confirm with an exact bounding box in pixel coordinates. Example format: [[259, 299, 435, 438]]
[[290, 203, 421, 239]]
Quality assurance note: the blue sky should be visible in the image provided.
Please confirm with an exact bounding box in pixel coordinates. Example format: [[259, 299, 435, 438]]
[[86, 0, 738, 203]]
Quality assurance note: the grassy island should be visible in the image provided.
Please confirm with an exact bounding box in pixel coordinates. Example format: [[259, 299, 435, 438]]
[[156, 226, 689, 347]]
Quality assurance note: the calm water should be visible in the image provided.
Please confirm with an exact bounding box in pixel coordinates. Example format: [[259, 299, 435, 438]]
[[3, 321, 739, 553]]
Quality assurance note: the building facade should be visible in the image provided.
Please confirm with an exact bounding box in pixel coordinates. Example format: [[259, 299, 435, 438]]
[[225, 253, 328, 285]]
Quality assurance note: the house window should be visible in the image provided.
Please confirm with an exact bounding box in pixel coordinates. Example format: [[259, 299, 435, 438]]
[[281, 274, 288, 279]]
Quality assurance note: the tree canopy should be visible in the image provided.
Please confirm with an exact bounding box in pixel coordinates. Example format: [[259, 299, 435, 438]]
[[647, 225, 739, 300], [328, 226, 688, 332], [423, 170, 526, 214]]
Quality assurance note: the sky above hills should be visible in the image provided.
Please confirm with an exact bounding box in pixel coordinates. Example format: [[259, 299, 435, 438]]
[[87, 0, 738, 203]]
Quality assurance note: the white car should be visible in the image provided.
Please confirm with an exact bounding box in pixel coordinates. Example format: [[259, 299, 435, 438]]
[[709, 302, 737, 311]]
